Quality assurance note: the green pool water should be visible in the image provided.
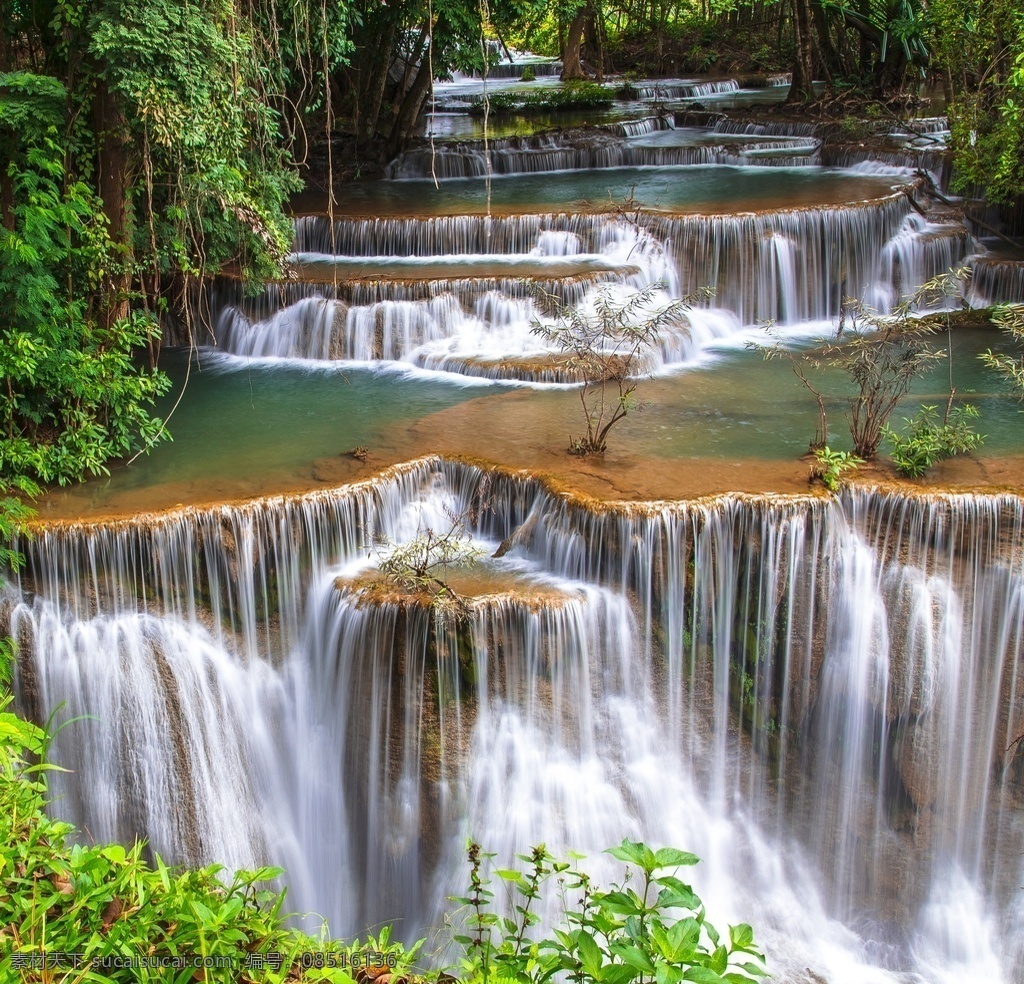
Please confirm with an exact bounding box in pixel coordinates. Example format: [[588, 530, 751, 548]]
[[315, 166, 903, 217], [41, 326, 1022, 516]]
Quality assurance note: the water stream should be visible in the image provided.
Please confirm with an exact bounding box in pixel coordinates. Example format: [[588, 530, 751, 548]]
[[8, 463, 1024, 983]]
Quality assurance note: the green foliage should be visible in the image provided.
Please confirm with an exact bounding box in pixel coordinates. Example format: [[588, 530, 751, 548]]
[[882, 403, 984, 477], [980, 304, 1024, 394], [452, 839, 767, 984], [926, 0, 1024, 204], [830, 301, 942, 460], [0, 477, 38, 577], [471, 81, 615, 116], [86, 0, 303, 280], [0, 122, 170, 486], [0, 690, 423, 983], [0, 135, 168, 482], [520, 66, 537, 82], [809, 447, 863, 492]]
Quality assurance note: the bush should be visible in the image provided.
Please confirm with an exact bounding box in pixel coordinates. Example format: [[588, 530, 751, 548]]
[[0, 684, 422, 982], [531, 284, 697, 457], [809, 447, 863, 493], [471, 82, 615, 116], [453, 840, 767, 984], [882, 404, 984, 477]]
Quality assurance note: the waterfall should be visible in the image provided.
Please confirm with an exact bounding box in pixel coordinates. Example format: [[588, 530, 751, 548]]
[[969, 258, 1024, 305], [291, 195, 961, 325], [201, 196, 978, 375], [7, 460, 1024, 981], [630, 80, 741, 100], [384, 134, 820, 180]]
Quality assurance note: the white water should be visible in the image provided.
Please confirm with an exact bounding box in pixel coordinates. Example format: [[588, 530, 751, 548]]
[[209, 195, 974, 378], [8, 462, 1024, 982]]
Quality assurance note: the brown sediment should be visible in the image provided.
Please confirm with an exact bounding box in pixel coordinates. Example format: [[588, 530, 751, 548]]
[[337, 568, 575, 610], [290, 185, 908, 220]]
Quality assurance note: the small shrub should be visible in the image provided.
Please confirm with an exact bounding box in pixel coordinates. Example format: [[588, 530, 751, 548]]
[[532, 284, 696, 456], [980, 303, 1024, 395], [882, 403, 984, 478], [373, 515, 482, 621], [471, 82, 614, 116], [520, 66, 536, 82], [453, 839, 767, 984], [810, 446, 863, 492]]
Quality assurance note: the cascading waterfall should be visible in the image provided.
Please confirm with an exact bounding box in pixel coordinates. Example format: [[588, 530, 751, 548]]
[[629, 79, 741, 100], [384, 133, 820, 180], [874, 212, 974, 309], [202, 193, 977, 376], [290, 195, 966, 324], [969, 257, 1024, 305], [7, 459, 1024, 983]]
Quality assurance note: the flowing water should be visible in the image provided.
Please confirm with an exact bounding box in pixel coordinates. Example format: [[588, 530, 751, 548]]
[[6, 77, 1024, 984], [8, 463, 1024, 983]]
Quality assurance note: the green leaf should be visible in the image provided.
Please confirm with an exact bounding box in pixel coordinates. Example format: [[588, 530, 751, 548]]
[[606, 839, 657, 872], [728, 924, 754, 950], [652, 848, 700, 869], [681, 969, 726, 984], [656, 962, 683, 984], [577, 930, 604, 980], [609, 943, 656, 975]]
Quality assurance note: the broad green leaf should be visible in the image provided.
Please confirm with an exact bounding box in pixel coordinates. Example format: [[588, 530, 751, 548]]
[[577, 929, 604, 979], [728, 924, 754, 950], [606, 839, 657, 872], [682, 969, 726, 984], [609, 943, 656, 975], [653, 848, 700, 869], [656, 962, 683, 984]]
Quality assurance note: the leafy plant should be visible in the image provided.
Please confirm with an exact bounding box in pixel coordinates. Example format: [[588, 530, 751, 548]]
[[471, 81, 615, 115], [980, 304, 1024, 395], [810, 447, 864, 492], [0, 119, 171, 486], [374, 514, 482, 617], [0, 681, 429, 983], [532, 285, 695, 456], [882, 403, 984, 477], [452, 839, 767, 984], [829, 299, 943, 460]]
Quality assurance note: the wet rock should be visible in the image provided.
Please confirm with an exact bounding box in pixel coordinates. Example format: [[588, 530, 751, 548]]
[[894, 719, 938, 810], [492, 511, 541, 558]]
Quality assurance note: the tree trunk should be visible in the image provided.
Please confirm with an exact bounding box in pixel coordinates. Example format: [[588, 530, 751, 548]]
[[582, 2, 605, 81], [858, 0, 873, 76], [561, 11, 587, 80], [810, 1, 842, 83], [93, 77, 133, 326], [358, 17, 398, 148], [389, 54, 433, 156], [785, 0, 816, 104], [1, 173, 13, 231]]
